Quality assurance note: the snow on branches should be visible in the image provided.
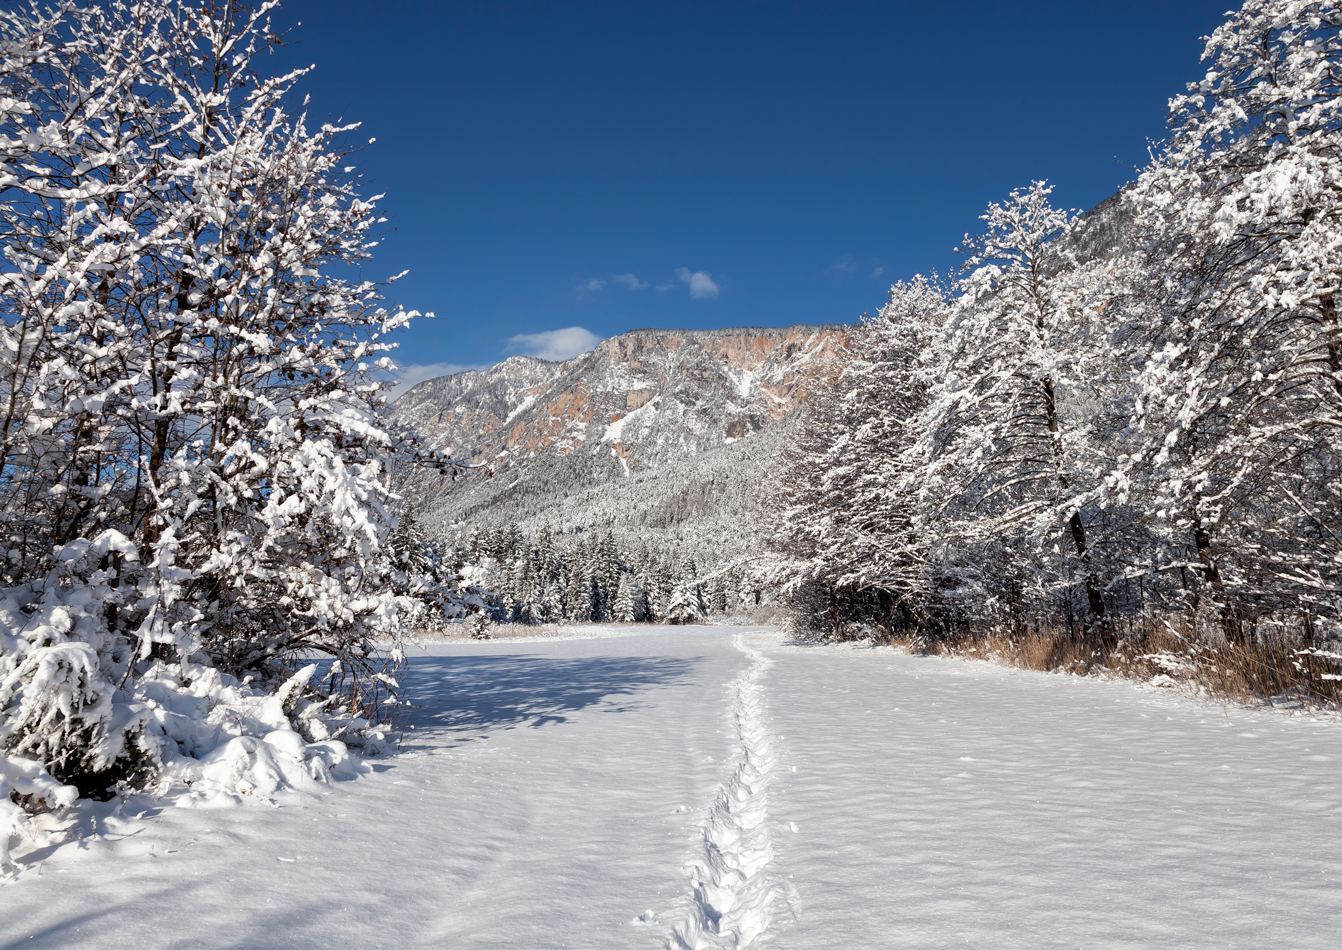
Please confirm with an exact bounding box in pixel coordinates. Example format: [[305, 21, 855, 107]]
[[767, 277, 952, 638], [467, 523, 758, 627], [1118, 0, 1342, 633], [770, 1, 1342, 654], [931, 183, 1111, 632], [0, 0, 450, 832]]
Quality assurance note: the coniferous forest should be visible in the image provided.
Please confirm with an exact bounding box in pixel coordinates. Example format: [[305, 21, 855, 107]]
[[463, 524, 762, 627]]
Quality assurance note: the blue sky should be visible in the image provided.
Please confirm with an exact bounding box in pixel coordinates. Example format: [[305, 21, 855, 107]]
[[273, 0, 1230, 387]]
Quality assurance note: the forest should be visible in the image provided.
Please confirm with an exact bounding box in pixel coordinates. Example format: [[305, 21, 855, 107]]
[[767, 2, 1342, 703], [459, 522, 762, 628]]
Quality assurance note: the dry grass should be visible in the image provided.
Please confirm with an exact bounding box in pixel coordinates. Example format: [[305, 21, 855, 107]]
[[896, 618, 1342, 710]]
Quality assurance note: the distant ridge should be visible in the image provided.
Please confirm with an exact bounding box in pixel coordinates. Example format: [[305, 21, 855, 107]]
[[393, 323, 851, 562]]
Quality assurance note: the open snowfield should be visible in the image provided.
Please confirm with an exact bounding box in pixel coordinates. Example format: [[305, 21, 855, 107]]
[[3, 625, 1341, 948]]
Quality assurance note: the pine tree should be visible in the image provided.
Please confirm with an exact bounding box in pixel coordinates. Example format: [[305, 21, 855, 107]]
[[653, 559, 676, 622], [666, 582, 706, 625], [391, 507, 428, 576], [564, 561, 593, 622], [542, 581, 564, 625], [708, 577, 728, 614], [614, 573, 648, 623]]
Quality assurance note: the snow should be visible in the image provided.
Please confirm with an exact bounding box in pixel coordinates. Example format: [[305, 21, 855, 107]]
[[4, 626, 1341, 948], [503, 393, 538, 424], [603, 397, 660, 444], [764, 637, 1342, 948], [730, 367, 757, 400]]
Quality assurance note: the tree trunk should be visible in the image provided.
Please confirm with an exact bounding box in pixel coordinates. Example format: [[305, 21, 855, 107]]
[[142, 275, 192, 548], [1191, 509, 1241, 645], [1321, 293, 1342, 402], [1043, 377, 1108, 638], [1067, 510, 1107, 627]]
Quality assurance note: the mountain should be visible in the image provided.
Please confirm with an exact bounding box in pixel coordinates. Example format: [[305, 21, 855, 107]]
[[393, 324, 851, 562]]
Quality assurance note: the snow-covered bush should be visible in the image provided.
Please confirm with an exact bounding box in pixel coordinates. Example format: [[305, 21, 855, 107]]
[[1, 754, 78, 873], [0, 0, 443, 821], [0, 532, 147, 799]]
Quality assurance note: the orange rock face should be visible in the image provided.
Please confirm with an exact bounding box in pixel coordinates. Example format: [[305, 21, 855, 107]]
[[395, 324, 852, 481]]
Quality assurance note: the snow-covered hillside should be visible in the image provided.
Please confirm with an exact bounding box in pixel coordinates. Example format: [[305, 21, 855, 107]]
[[392, 326, 849, 561], [5, 626, 1339, 948]]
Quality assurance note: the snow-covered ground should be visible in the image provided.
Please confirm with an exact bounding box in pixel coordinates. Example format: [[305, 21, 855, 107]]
[[4, 626, 1341, 948]]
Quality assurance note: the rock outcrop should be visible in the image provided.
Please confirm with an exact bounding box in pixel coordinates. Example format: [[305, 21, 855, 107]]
[[392, 324, 851, 559]]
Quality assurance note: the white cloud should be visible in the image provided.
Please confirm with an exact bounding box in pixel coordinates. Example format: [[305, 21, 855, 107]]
[[505, 326, 603, 361], [384, 362, 482, 401], [577, 278, 607, 296], [613, 273, 649, 290], [676, 267, 720, 299], [872, 265, 885, 278], [655, 282, 675, 292], [830, 257, 858, 274]]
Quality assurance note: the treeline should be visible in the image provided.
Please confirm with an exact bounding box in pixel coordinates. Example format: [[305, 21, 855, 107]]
[[421, 416, 789, 574], [770, 1, 1342, 698], [466, 525, 762, 625]]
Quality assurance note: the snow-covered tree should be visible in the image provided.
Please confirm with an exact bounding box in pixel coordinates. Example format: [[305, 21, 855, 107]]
[[613, 573, 648, 623], [391, 507, 429, 576], [759, 0, 1342, 659], [0, 0, 431, 802], [1111, 0, 1342, 633], [648, 559, 675, 622], [922, 183, 1111, 635], [666, 582, 706, 625], [707, 576, 728, 614], [768, 278, 953, 638]]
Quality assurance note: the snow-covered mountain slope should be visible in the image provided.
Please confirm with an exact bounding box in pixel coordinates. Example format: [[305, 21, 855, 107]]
[[394, 325, 851, 558], [5, 627, 1340, 949], [393, 354, 568, 457]]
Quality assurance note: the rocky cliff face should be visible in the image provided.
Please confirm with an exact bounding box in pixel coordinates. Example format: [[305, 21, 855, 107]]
[[393, 355, 567, 459], [393, 324, 851, 558]]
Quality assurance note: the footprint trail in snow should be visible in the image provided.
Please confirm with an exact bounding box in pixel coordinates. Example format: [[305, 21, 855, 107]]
[[670, 634, 782, 949]]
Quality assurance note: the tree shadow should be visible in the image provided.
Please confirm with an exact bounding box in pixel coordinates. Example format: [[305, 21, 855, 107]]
[[0, 905, 125, 950], [399, 653, 701, 744]]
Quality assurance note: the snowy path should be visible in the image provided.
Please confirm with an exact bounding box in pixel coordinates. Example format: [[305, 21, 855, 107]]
[[4, 627, 1342, 948]]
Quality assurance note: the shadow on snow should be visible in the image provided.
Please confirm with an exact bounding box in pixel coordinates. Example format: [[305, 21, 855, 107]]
[[399, 652, 701, 743]]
